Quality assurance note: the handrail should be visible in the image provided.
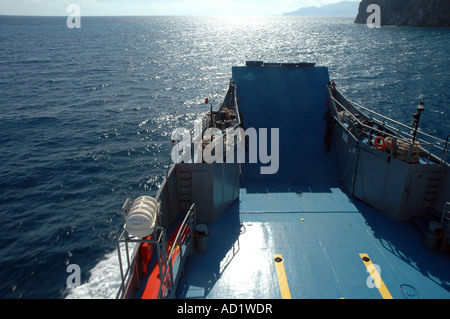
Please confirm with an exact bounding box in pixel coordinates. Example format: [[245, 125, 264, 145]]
[[116, 198, 134, 299], [371, 116, 447, 153], [331, 95, 448, 164], [444, 135, 450, 154], [327, 88, 340, 118], [195, 84, 241, 161], [349, 98, 448, 146], [167, 204, 195, 267], [351, 100, 415, 134], [329, 112, 359, 142], [116, 230, 139, 299], [442, 202, 450, 232], [333, 97, 405, 142], [332, 97, 444, 163], [171, 84, 241, 164], [157, 203, 196, 299], [116, 200, 196, 299], [116, 198, 163, 299]]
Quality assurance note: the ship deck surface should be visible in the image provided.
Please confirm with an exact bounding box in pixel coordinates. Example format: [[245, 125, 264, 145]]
[[170, 63, 450, 299], [176, 183, 450, 299]]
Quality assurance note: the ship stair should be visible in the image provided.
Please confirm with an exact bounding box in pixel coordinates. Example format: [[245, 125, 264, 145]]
[[413, 203, 450, 249], [412, 207, 443, 236], [423, 169, 444, 204], [411, 166, 445, 237], [177, 167, 193, 211]]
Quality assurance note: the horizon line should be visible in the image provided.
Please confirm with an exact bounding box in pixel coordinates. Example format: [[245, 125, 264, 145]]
[[0, 14, 357, 18]]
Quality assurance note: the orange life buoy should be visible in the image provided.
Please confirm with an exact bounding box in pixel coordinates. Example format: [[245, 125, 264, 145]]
[[374, 136, 386, 150]]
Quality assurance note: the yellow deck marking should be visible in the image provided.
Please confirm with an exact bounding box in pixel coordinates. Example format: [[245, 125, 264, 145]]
[[360, 253, 393, 299], [274, 254, 292, 299]]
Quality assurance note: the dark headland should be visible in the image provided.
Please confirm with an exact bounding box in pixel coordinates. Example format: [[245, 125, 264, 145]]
[[283, 1, 359, 17]]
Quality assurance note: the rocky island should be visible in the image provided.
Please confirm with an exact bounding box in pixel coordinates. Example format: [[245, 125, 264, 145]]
[[283, 1, 359, 17], [354, 0, 450, 27]]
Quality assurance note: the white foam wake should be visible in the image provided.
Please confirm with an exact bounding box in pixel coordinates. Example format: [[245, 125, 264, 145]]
[[65, 243, 136, 299]]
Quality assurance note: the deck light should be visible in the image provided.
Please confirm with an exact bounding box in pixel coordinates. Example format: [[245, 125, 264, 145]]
[[418, 101, 424, 111], [412, 101, 424, 143]]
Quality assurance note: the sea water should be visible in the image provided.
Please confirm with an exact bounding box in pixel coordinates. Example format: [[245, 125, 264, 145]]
[[0, 15, 448, 299]]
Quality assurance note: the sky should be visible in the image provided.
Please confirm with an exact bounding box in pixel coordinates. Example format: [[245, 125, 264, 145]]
[[0, 0, 360, 16]]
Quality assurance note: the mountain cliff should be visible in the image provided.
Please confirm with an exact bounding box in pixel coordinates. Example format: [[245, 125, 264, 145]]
[[283, 1, 359, 17], [354, 0, 450, 27]]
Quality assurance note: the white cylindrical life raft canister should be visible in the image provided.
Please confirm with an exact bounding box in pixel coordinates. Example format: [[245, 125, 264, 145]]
[[124, 196, 158, 238]]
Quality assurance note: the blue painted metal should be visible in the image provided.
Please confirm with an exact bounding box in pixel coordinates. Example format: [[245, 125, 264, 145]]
[[177, 185, 450, 299], [118, 62, 450, 299], [175, 63, 450, 299], [232, 64, 337, 185]]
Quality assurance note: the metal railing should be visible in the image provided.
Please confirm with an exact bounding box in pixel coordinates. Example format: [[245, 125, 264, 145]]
[[442, 202, 450, 233], [351, 99, 448, 159], [157, 203, 196, 299], [116, 201, 196, 299], [171, 84, 241, 165], [116, 198, 165, 299], [329, 89, 449, 165]]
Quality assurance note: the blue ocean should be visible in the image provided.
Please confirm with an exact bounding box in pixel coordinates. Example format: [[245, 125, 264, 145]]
[[0, 15, 448, 299]]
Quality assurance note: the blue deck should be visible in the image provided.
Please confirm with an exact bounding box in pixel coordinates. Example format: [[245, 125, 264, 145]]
[[176, 184, 450, 299], [175, 64, 450, 299]]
